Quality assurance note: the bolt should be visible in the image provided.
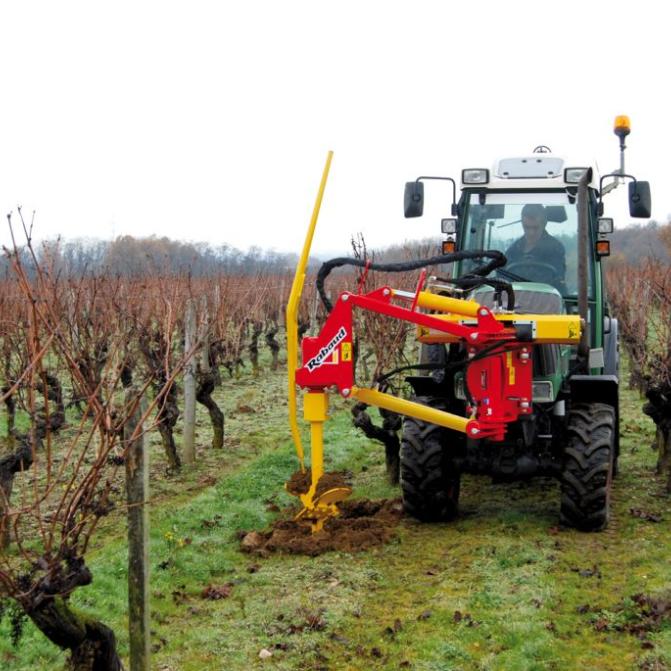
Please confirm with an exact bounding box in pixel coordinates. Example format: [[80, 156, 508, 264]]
[[341, 294, 349, 302], [520, 401, 530, 409], [470, 427, 480, 435], [382, 288, 391, 296], [342, 388, 350, 397], [520, 351, 530, 360], [470, 333, 479, 340], [479, 308, 488, 316]]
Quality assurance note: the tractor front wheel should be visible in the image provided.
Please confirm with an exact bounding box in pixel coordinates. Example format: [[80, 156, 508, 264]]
[[560, 402, 615, 531], [400, 397, 461, 522]]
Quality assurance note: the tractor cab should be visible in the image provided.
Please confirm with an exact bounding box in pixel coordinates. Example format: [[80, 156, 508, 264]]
[[417, 150, 601, 305], [405, 135, 651, 373]]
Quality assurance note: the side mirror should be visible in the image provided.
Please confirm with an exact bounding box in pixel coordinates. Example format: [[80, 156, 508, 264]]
[[404, 181, 424, 218], [628, 180, 651, 218]]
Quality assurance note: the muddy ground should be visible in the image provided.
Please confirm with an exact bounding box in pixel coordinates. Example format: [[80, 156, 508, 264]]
[[241, 493, 403, 557]]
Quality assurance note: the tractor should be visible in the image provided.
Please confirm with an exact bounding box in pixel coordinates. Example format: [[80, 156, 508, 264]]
[[286, 116, 651, 532]]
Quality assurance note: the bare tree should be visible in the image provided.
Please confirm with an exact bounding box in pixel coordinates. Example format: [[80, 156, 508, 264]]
[[0, 214, 187, 669]]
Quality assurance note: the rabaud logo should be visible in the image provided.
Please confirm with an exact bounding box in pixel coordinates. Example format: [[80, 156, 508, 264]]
[[305, 327, 347, 371]]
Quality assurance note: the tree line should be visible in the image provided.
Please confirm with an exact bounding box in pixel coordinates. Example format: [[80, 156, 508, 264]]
[[0, 235, 308, 279], [1, 218, 667, 282]]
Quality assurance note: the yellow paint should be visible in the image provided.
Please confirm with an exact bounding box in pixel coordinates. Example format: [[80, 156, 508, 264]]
[[303, 391, 328, 485], [403, 290, 482, 318], [303, 392, 329, 422], [286, 151, 333, 468], [352, 387, 470, 433], [506, 351, 515, 385], [417, 313, 582, 345]]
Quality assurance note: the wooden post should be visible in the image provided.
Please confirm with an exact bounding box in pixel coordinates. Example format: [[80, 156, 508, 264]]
[[0, 472, 13, 550], [278, 279, 285, 328], [199, 296, 210, 374], [183, 299, 197, 464], [213, 283, 221, 316], [125, 389, 150, 671]]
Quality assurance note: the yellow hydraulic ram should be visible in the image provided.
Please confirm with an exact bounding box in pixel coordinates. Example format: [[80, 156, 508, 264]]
[[351, 387, 470, 433], [286, 152, 351, 531]]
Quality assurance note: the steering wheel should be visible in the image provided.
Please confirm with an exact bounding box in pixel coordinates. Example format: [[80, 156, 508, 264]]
[[501, 260, 560, 284]]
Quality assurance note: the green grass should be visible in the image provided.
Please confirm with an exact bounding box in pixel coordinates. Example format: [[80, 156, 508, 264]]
[[2, 356, 671, 670]]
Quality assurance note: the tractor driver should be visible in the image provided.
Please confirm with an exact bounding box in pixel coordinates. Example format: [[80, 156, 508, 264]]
[[505, 203, 566, 289]]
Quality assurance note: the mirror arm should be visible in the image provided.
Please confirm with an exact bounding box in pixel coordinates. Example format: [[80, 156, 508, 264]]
[[601, 180, 618, 197], [598, 171, 636, 209], [416, 176, 457, 215]]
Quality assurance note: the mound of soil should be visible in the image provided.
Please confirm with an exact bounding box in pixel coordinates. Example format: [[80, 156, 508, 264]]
[[285, 469, 352, 497], [315, 471, 351, 497], [240, 498, 404, 557], [286, 468, 312, 495]]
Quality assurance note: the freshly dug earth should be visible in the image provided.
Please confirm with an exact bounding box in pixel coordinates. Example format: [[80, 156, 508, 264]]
[[315, 471, 351, 498], [285, 468, 312, 495], [285, 469, 351, 497], [240, 498, 404, 557]]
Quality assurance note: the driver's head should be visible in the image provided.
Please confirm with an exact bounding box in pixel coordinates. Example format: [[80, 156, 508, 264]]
[[521, 204, 547, 246]]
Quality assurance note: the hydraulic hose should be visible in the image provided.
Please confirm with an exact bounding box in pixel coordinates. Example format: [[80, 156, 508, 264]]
[[316, 250, 512, 312], [374, 341, 526, 405], [433, 274, 514, 310]]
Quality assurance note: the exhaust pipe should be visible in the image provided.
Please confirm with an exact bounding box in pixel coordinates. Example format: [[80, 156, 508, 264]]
[[577, 169, 591, 367]]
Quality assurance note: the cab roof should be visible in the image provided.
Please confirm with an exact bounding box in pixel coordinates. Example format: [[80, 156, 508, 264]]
[[461, 153, 599, 190]]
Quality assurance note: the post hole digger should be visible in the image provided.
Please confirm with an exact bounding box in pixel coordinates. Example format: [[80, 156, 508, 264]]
[[288, 119, 651, 533]]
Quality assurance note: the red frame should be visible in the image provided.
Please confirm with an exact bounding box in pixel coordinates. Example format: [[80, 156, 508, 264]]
[[295, 286, 533, 441]]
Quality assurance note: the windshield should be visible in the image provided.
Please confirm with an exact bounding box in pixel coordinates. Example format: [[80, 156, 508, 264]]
[[461, 191, 588, 297]]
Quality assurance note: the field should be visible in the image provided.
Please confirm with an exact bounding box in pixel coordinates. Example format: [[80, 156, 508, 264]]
[[2, 352, 670, 671]]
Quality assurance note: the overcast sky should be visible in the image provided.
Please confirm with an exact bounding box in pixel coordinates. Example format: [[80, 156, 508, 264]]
[[2, 1, 669, 256]]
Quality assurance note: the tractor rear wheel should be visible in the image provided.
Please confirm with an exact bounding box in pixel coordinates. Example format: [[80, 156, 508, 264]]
[[400, 396, 461, 522], [560, 402, 615, 531]]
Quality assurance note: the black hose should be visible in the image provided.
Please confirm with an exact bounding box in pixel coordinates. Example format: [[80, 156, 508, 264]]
[[316, 250, 509, 312], [433, 274, 515, 311], [375, 341, 527, 406], [375, 341, 521, 386]]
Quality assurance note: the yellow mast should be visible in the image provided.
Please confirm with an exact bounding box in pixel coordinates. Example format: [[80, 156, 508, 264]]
[[286, 151, 333, 469]]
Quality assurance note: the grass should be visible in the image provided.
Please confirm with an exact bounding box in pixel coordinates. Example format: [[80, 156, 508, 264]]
[[2, 355, 671, 670]]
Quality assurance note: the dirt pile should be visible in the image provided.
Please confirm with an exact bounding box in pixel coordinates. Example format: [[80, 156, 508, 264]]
[[285, 469, 352, 497], [315, 471, 351, 497], [240, 498, 404, 557], [285, 468, 312, 495]]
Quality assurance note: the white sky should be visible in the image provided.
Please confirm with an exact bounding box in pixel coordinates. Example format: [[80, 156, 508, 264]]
[[2, 1, 669, 257]]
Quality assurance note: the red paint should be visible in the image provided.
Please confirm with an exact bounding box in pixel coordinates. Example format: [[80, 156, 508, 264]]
[[295, 286, 533, 442]]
